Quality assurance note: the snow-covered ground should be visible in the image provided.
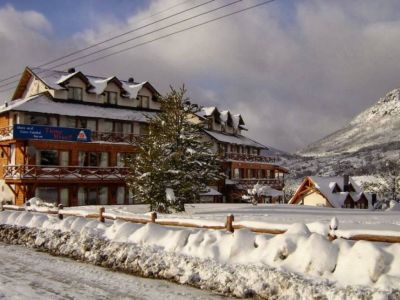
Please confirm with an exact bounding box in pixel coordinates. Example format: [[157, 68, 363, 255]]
[[1, 204, 400, 299], [0, 242, 226, 300], [65, 203, 400, 236]]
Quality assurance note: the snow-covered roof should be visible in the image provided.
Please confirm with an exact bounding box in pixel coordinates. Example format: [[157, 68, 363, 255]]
[[290, 176, 370, 208], [24, 67, 158, 99], [1, 94, 156, 122], [203, 129, 267, 149], [220, 110, 230, 123], [196, 107, 245, 129], [199, 187, 222, 196], [200, 106, 218, 117]]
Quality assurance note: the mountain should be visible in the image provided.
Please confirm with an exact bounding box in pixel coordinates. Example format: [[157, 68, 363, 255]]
[[277, 88, 400, 201], [298, 88, 400, 157]]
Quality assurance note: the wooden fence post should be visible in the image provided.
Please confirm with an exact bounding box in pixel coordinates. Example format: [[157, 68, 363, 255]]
[[226, 214, 234, 233], [58, 204, 63, 220], [150, 212, 157, 223], [329, 217, 338, 241], [99, 207, 105, 223]]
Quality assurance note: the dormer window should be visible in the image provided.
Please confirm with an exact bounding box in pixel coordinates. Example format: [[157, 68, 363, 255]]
[[137, 95, 150, 108], [207, 118, 213, 129], [68, 87, 82, 101], [104, 91, 117, 105]]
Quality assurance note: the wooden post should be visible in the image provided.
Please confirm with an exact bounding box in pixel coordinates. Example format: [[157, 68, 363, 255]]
[[329, 217, 338, 241], [58, 204, 63, 220], [99, 207, 105, 223], [150, 211, 157, 223], [226, 214, 234, 233]]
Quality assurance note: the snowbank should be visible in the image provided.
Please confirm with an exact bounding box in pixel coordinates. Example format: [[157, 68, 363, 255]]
[[0, 210, 399, 299]]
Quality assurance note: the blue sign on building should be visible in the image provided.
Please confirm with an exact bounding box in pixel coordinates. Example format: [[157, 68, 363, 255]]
[[13, 124, 92, 142]]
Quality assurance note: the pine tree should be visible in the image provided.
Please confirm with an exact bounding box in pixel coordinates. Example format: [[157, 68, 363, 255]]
[[126, 86, 221, 213]]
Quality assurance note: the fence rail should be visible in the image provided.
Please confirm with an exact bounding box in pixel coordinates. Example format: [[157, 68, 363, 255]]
[[1, 204, 399, 243]]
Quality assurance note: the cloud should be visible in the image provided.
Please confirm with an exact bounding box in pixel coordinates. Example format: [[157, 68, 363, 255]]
[[2, 0, 400, 152]]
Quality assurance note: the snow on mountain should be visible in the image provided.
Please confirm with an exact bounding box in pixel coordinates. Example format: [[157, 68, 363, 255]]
[[299, 88, 400, 157]]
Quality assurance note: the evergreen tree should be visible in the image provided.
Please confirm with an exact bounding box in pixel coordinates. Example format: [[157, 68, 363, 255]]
[[126, 86, 221, 213]]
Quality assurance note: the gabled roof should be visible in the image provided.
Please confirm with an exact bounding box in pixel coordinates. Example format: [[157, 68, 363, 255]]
[[289, 176, 370, 208], [12, 66, 160, 100], [2, 93, 156, 122], [203, 129, 267, 149]]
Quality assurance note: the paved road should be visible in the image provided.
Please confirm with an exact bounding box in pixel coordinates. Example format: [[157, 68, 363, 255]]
[[0, 243, 228, 300]]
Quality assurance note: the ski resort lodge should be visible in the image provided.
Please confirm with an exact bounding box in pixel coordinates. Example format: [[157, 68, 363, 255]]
[[289, 176, 376, 209], [0, 67, 287, 206]]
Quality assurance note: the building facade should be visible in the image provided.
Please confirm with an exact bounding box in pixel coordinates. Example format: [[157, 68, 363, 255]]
[[0, 67, 287, 206], [194, 107, 288, 203], [0, 67, 161, 206]]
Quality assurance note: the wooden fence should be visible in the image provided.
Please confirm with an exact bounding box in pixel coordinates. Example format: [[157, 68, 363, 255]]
[[1, 204, 399, 243]]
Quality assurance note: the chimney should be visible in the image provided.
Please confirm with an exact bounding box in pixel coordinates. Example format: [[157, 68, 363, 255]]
[[128, 77, 134, 84], [371, 193, 377, 206], [343, 175, 350, 192], [68, 68, 76, 74]]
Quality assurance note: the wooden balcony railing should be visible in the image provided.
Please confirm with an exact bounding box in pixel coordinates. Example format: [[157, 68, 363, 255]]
[[0, 126, 13, 140], [222, 152, 277, 163], [0, 126, 143, 144], [91, 131, 143, 144], [232, 178, 284, 188], [3, 165, 129, 181]]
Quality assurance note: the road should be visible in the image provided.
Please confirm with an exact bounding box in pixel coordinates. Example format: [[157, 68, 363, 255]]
[[0, 243, 228, 300]]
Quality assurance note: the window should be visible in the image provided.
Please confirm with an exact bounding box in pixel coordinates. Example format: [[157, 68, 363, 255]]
[[78, 187, 108, 206], [87, 119, 97, 131], [60, 188, 69, 206], [79, 152, 109, 167], [233, 168, 240, 179], [77, 118, 87, 128], [104, 91, 117, 105], [88, 188, 98, 205], [123, 123, 132, 134], [137, 95, 150, 108], [207, 118, 213, 129], [117, 153, 134, 167], [37, 150, 59, 166], [35, 187, 58, 204], [139, 123, 149, 135], [30, 114, 48, 125], [114, 122, 123, 133], [102, 120, 113, 132], [117, 187, 126, 205], [99, 187, 108, 205], [61, 117, 75, 128], [60, 151, 69, 166], [68, 87, 82, 100]]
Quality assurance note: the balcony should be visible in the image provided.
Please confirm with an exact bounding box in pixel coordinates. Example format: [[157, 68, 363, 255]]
[[91, 131, 142, 143], [232, 178, 284, 189], [3, 165, 129, 183], [222, 152, 277, 163], [0, 126, 12, 141], [0, 126, 142, 144]]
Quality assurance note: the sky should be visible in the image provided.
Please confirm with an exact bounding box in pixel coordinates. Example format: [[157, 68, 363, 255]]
[[0, 0, 400, 152]]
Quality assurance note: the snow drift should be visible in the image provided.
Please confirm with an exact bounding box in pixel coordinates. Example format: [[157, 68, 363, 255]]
[[0, 210, 399, 299]]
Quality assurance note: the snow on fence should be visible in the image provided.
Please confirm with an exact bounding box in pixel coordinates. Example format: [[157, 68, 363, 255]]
[[1, 204, 400, 243]]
